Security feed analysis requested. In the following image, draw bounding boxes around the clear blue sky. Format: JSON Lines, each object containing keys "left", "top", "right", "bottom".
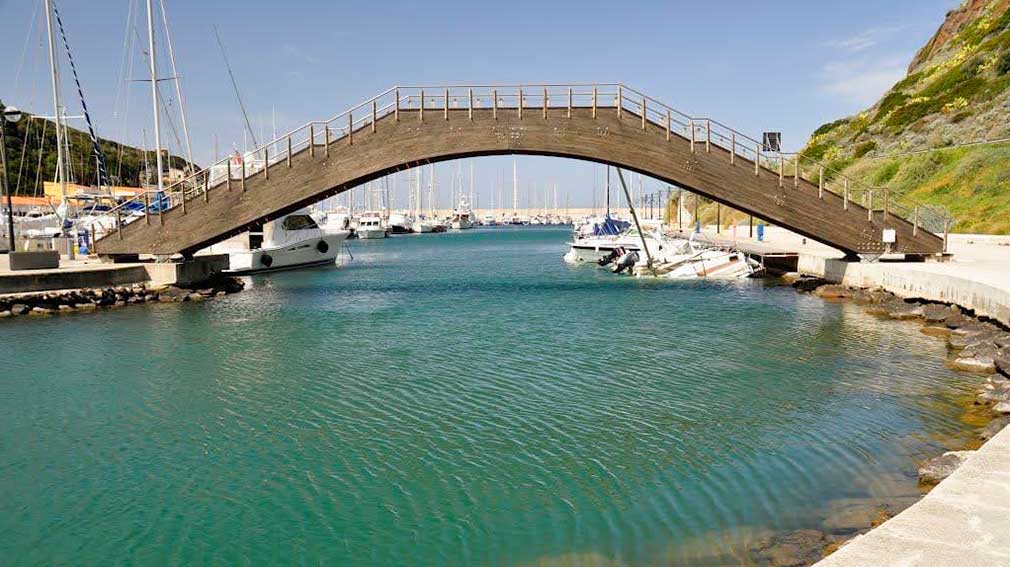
{"left": 1, "top": 0, "right": 956, "bottom": 209}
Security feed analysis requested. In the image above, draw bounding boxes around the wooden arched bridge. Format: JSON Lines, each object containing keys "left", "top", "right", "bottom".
{"left": 95, "top": 83, "right": 949, "bottom": 258}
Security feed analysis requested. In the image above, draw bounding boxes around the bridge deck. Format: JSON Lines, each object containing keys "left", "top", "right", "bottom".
{"left": 97, "top": 98, "right": 944, "bottom": 257}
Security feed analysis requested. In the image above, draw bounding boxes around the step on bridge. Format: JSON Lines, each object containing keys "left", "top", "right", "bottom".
{"left": 95, "top": 83, "right": 950, "bottom": 258}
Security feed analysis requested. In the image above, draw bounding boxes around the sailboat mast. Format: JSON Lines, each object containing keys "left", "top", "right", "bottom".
{"left": 146, "top": 0, "right": 163, "bottom": 194}
{"left": 512, "top": 160, "right": 517, "bottom": 215}
{"left": 157, "top": 0, "right": 194, "bottom": 178}
{"left": 605, "top": 165, "right": 611, "bottom": 217}
{"left": 428, "top": 163, "right": 434, "bottom": 216}
{"left": 43, "top": 0, "right": 66, "bottom": 203}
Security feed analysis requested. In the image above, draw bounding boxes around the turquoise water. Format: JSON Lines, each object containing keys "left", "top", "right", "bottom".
{"left": 1, "top": 228, "right": 977, "bottom": 565}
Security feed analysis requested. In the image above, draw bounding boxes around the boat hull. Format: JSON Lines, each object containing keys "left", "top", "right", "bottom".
{"left": 226, "top": 233, "right": 347, "bottom": 275}
{"left": 356, "top": 227, "right": 388, "bottom": 239}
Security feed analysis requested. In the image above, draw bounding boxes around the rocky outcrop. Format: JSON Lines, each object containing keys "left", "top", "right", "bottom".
{"left": 980, "top": 416, "right": 1010, "bottom": 440}
{"left": 792, "top": 277, "right": 829, "bottom": 292}
{"left": 908, "top": 0, "right": 1010, "bottom": 74}
{"left": 752, "top": 529, "right": 840, "bottom": 567}
{"left": 918, "top": 451, "right": 973, "bottom": 485}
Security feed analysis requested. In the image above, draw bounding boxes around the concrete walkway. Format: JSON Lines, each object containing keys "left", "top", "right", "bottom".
{"left": 814, "top": 425, "right": 1010, "bottom": 566}
{"left": 692, "top": 226, "right": 1010, "bottom": 326}
{"left": 0, "top": 256, "right": 229, "bottom": 294}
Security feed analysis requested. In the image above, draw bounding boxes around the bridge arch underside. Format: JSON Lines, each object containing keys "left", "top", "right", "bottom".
{"left": 99, "top": 107, "right": 943, "bottom": 257}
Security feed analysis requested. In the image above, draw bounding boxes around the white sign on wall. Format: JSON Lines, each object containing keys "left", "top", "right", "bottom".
{"left": 882, "top": 229, "right": 897, "bottom": 243}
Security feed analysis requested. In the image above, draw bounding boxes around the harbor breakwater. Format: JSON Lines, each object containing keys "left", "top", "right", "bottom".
{"left": 0, "top": 277, "right": 245, "bottom": 319}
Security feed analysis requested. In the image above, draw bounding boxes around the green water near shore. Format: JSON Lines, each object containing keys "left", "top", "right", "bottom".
{"left": 0, "top": 228, "right": 977, "bottom": 565}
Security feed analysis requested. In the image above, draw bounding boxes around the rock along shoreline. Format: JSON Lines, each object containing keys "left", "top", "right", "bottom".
{"left": 766, "top": 273, "right": 1010, "bottom": 565}
{"left": 0, "top": 276, "right": 246, "bottom": 319}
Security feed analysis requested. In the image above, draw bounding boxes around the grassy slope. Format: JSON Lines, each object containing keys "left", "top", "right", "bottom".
{"left": 801, "top": 1, "right": 1010, "bottom": 234}
{"left": 1, "top": 110, "right": 194, "bottom": 196}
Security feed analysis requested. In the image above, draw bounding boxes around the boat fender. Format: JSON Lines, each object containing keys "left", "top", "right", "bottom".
{"left": 317, "top": 240, "right": 329, "bottom": 254}
{"left": 261, "top": 254, "right": 273, "bottom": 267}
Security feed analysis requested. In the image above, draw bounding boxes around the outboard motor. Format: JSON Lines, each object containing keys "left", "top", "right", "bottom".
{"left": 613, "top": 250, "right": 640, "bottom": 274}
{"left": 597, "top": 248, "right": 623, "bottom": 267}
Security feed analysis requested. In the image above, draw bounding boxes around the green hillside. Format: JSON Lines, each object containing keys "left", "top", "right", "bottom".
{"left": 802, "top": 0, "right": 1010, "bottom": 234}
{"left": 0, "top": 101, "right": 194, "bottom": 196}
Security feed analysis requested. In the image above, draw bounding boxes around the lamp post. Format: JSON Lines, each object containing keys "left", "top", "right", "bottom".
{"left": 1, "top": 101, "right": 23, "bottom": 253}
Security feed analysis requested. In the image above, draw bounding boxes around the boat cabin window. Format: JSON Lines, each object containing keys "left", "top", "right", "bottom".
{"left": 282, "top": 215, "right": 319, "bottom": 231}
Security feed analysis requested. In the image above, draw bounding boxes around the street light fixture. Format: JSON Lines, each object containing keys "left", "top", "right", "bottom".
{"left": 1, "top": 102, "right": 22, "bottom": 253}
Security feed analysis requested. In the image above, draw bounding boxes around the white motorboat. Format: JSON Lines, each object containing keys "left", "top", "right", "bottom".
{"left": 482, "top": 214, "right": 497, "bottom": 226}
{"left": 450, "top": 196, "right": 474, "bottom": 230}
{"left": 198, "top": 208, "right": 348, "bottom": 274}
{"left": 387, "top": 212, "right": 414, "bottom": 234}
{"left": 317, "top": 211, "right": 351, "bottom": 236}
{"left": 356, "top": 214, "right": 387, "bottom": 239}
{"left": 563, "top": 218, "right": 640, "bottom": 265}
{"left": 649, "top": 248, "right": 760, "bottom": 279}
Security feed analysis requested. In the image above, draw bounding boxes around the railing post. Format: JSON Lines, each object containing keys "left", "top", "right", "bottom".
{"left": 666, "top": 109, "right": 671, "bottom": 141}
{"left": 641, "top": 98, "right": 646, "bottom": 130}
{"left": 591, "top": 86, "right": 597, "bottom": 118}
{"left": 689, "top": 119, "right": 696, "bottom": 153}
{"left": 203, "top": 172, "right": 209, "bottom": 203}
{"left": 90, "top": 224, "right": 97, "bottom": 254}
{"left": 778, "top": 154, "right": 783, "bottom": 187}
{"left": 567, "top": 87, "right": 572, "bottom": 119}
{"left": 883, "top": 187, "right": 889, "bottom": 218}
{"left": 730, "top": 132, "right": 735, "bottom": 164}
{"left": 843, "top": 179, "right": 849, "bottom": 210}
{"left": 419, "top": 89, "right": 425, "bottom": 122}
{"left": 943, "top": 218, "right": 950, "bottom": 253}
{"left": 913, "top": 206, "right": 919, "bottom": 236}
{"left": 518, "top": 87, "right": 523, "bottom": 120}
{"left": 372, "top": 100, "right": 377, "bottom": 133}
{"left": 818, "top": 166, "right": 824, "bottom": 198}
{"left": 263, "top": 147, "right": 269, "bottom": 180}
{"left": 444, "top": 88, "right": 449, "bottom": 120}
{"left": 794, "top": 155, "right": 799, "bottom": 187}
{"left": 492, "top": 88, "right": 497, "bottom": 120}
{"left": 705, "top": 119, "right": 711, "bottom": 152}
{"left": 617, "top": 86, "right": 622, "bottom": 118}
{"left": 144, "top": 193, "right": 150, "bottom": 225}
{"left": 755, "top": 142, "right": 760, "bottom": 176}
{"left": 345, "top": 114, "right": 351, "bottom": 147}
{"left": 286, "top": 135, "right": 292, "bottom": 168}
{"left": 116, "top": 208, "right": 123, "bottom": 239}
{"left": 240, "top": 160, "right": 246, "bottom": 192}
{"left": 394, "top": 88, "right": 400, "bottom": 122}
{"left": 868, "top": 190, "right": 874, "bottom": 221}
{"left": 309, "top": 124, "right": 315, "bottom": 158}
{"left": 468, "top": 88, "right": 473, "bottom": 121}
{"left": 227, "top": 160, "right": 232, "bottom": 190}
{"left": 541, "top": 87, "right": 547, "bottom": 119}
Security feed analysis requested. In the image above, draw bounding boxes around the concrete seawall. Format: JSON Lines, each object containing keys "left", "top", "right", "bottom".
{"left": 798, "top": 255, "right": 1010, "bottom": 326}
{"left": 0, "top": 255, "right": 230, "bottom": 295}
